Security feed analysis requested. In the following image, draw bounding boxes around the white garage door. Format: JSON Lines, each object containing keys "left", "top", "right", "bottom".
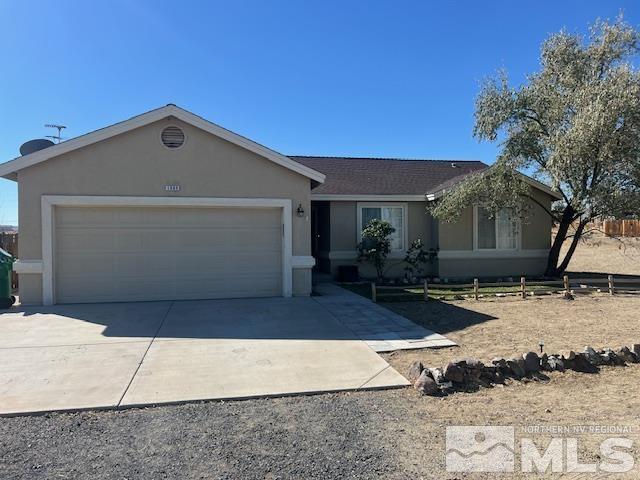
{"left": 54, "top": 206, "right": 283, "bottom": 303}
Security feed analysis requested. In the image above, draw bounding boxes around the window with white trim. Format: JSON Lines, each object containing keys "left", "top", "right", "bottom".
{"left": 476, "top": 207, "right": 519, "bottom": 250}
{"left": 358, "top": 204, "right": 406, "bottom": 251}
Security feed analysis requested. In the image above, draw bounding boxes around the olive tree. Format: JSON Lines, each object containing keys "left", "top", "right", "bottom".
{"left": 430, "top": 17, "right": 640, "bottom": 276}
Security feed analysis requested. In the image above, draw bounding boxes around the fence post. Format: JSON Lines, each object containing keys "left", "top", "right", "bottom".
{"left": 423, "top": 279, "right": 429, "bottom": 302}
{"left": 608, "top": 275, "right": 614, "bottom": 295}
{"left": 371, "top": 282, "right": 377, "bottom": 303}
{"left": 563, "top": 275, "right": 569, "bottom": 293}
{"left": 474, "top": 278, "right": 479, "bottom": 301}
{"left": 521, "top": 277, "right": 526, "bottom": 299}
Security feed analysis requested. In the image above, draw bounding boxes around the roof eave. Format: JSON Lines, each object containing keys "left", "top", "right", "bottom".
{"left": 311, "top": 194, "right": 429, "bottom": 201}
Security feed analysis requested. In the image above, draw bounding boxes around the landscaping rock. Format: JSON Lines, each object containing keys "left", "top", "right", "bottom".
{"left": 522, "top": 351, "right": 540, "bottom": 373}
{"left": 480, "top": 365, "right": 500, "bottom": 383}
{"left": 583, "top": 346, "right": 604, "bottom": 366}
{"left": 437, "top": 381, "right": 453, "bottom": 392}
{"left": 602, "top": 348, "right": 626, "bottom": 366}
{"left": 429, "top": 367, "right": 446, "bottom": 385}
{"left": 491, "top": 357, "right": 507, "bottom": 367}
{"left": 414, "top": 370, "right": 438, "bottom": 395}
{"left": 571, "top": 353, "right": 599, "bottom": 373}
{"left": 618, "top": 346, "right": 639, "bottom": 364}
{"left": 546, "top": 356, "right": 565, "bottom": 372}
{"left": 407, "top": 341, "right": 635, "bottom": 400}
{"left": 463, "top": 370, "right": 482, "bottom": 385}
{"left": 493, "top": 370, "right": 507, "bottom": 383}
{"left": 506, "top": 358, "right": 526, "bottom": 379}
{"left": 462, "top": 358, "right": 484, "bottom": 383}
{"left": 443, "top": 362, "right": 465, "bottom": 383}
{"left": 539, "top": 353, "right": 550, "bottom": 371}
{"left": 560, "top": 351, "right": 576, "bottom": 369}
{"left": 491, "top": 358, "right": 512, "bottom": 378}
{"left": 407, "top": 361, "right": 424, "bottom": 384}
{"left": 464, "top": 358, "right": 485, "bottom": 370}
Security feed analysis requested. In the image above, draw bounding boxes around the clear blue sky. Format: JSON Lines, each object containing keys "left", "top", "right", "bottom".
{"left": 0, "top": 1, "right": 638, "bottom": 226}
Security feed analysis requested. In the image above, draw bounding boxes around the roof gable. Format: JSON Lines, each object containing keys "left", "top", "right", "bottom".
{"left": 0, "top": 105, "right": 325, "bottom": 183}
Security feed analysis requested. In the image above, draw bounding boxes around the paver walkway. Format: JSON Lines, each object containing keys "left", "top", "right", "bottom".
{"left": 313, "top": 283, "right": 456, "bottom": 352}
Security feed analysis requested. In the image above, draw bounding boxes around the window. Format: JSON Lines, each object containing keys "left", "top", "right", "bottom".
{"left": 475, "top": 207, "right": 519, "bottom": 250}
{"left": 358, "top": 204, "right": 406, "bottom": 251}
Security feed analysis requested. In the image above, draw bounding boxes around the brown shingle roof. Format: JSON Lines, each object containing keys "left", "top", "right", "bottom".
{"left": 291, "top": 156, "right": 488, "bottom": 196}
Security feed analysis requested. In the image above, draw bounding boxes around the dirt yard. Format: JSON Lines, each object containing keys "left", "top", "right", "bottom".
{"left": 383, "top": 294, "right": 640, "bottom": 374}
{"left": 562, "top": 232, "right": 640, "bottom": 276}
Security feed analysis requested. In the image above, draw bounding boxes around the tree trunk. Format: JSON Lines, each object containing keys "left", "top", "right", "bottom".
{"left": 556, "top": 221, "right": 587, "bottom": 274}
{"left": 544, "top": 206, "right": 575, "bottom": 277}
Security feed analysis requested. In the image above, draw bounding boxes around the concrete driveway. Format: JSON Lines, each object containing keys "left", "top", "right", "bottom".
{"left": 0, "top": 296, "right": 408, "bottom": 415}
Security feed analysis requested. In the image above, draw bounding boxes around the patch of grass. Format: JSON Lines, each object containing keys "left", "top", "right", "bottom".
{"left": 340, "top": 282, "right": 558, "bottom": 301}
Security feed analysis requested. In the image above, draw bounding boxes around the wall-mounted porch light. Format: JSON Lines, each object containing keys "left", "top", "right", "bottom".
{"left": 296, "top": 203, "right": 305, "bottom": 217}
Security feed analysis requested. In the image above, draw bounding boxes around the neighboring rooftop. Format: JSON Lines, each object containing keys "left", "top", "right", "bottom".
{"left": 291, "top": 156, "right": 488, "bottom": 196}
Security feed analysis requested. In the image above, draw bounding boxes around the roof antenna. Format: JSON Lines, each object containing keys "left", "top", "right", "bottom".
{"left": 45, "top": 124, "right": 66, "bottom": 144}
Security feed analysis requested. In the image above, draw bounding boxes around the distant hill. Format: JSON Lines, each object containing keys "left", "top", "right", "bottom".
{"left": 0, "top": 225, "right": 17, "bottom": 233}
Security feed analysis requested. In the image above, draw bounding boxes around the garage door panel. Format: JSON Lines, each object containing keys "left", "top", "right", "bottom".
{"left": 55, "top": 206, "right": 283, "bottom": 303}
{"left": 179, "top": 228, "right": 280, "bottom": 250}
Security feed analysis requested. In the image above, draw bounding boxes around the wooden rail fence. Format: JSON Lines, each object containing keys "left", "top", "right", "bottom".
{"left": 603, "top": 219, "right": 640, "bottom": 237}
{"left": 370, "top": 274, "right": 640, "bottom": 302}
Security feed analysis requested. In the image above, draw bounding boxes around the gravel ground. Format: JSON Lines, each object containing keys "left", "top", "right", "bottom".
{"left": 0, "top": 391, "right": 406, "bottom": 480}
{"left": 2, "top": 365, "right": 640, "bottom": 479}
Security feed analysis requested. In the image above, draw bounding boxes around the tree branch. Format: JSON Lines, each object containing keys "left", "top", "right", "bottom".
{"left": 522, "top": 108, "right": 550, "bottom": 136}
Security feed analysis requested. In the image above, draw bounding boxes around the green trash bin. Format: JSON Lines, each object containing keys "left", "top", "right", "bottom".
{"left": 0, "top": 248, "right": 16, "bottom": 308}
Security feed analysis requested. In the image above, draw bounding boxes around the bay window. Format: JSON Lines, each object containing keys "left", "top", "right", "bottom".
{"left": 358, "top": 204, "right": 406, "bottom": 251}
{"left": 475, "top": 206, "right": 519, "bottom": 250}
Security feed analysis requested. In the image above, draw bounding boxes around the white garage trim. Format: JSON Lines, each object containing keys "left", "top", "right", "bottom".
{"left": 13, "top": 259, "right": 44, "bottom": 274}
{"left": 291, "top": 255, "right": 316, "bottom": 269}
{"left": 41, "top": 195, "right": 293, "bottom": 305}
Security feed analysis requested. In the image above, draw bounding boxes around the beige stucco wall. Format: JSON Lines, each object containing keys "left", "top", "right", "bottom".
{"left": 320, "top": 190, "right": 554, "bottom": 281}
{"left": 520, "top": 188, "right": 554, "bottom": 250}
{"left": 328, "top": 201, "right": 357, "bottom": 250}
{"left": 438, "top": 206, "right": 474, "bottom": 250}
{"left": 322, "top": 201, "right": 436, "bottom": 279}
{"left": 437, "top": 189, "right": 554, "bottom": 279}
{"left": 438, "top": 257, "right": 547, "bottom": 278}
{"left": 17, "top": 117, "right": 313, "bottom": 304}
{"left": 438, "top": 190, "right": 553, "bottom": 253}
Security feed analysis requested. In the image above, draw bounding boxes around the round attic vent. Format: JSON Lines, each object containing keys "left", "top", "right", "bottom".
{"left": 161, "top": 126, "right": 185, "bottom": 149}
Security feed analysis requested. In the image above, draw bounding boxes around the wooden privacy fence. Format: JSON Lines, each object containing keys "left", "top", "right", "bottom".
{"left": 371, "top": 274, "right": 640, "bottom": 302}
{"left": 0, "top": 232, "right": 18, "bottom": 290}
{"left": 603, "top": 219, "right": 640, "bottom": 237}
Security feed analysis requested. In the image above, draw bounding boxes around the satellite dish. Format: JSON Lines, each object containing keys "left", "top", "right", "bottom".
{"left": 20, "top": 139, "right": 55, "bottom": 156}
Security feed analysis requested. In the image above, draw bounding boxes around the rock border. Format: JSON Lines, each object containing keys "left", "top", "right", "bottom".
{"left": 409, "top": 344, "right": 640, "bottom": 395}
